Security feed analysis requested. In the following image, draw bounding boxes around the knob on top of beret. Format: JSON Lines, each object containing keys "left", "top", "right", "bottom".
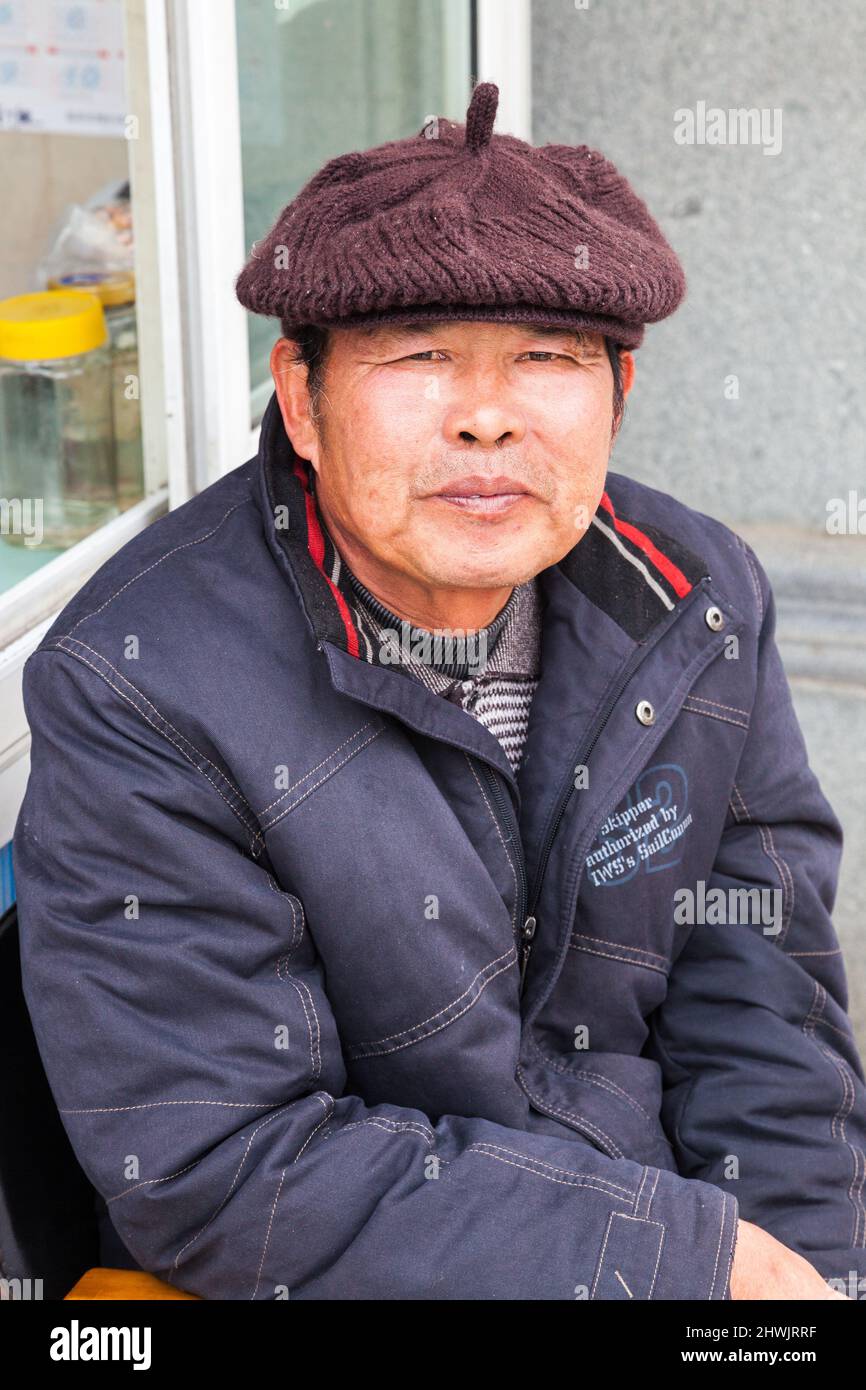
{"left": 464, "top": 81, "right": 499, "bottom": 152}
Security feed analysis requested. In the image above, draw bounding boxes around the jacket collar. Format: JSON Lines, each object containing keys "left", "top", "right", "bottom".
{"left": 255, "top": 388, "right": 711, "bottom": 662}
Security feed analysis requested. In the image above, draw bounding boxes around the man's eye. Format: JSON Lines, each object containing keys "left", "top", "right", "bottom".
{"left": 403, "top": 350, "right": 447, "bottom": 361}
{"left": 521, "top": 351, "right": 573, "bottom": 362}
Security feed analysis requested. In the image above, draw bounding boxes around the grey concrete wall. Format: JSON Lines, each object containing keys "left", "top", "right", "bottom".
{"left": 531, "top": 0, "right": 866, "bottom": 1046}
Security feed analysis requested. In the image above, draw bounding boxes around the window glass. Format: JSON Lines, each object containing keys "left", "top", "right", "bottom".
{"left": 0, "top": 0, "right": 147, "bottom": 597}
{"left": 235, "top": 0, "right": 473, "bottom": 424}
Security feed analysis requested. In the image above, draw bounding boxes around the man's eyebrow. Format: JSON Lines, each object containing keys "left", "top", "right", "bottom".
{"left": 353, "top": 321, "right": 449, "bottom": 342}
{"left": 353, "top": 321, "right": 602, "bottom": 349}
{"left": 515, "top": 324, "right": 603, "bottom": 350}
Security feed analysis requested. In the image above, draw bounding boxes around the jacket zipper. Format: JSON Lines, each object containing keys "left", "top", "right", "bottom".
{"left": 479, "top": 650, "right": 639, "bottom": 998}
{"left": 484, "top": 579, "right": 710, "bottom": 997}
{"left": 480, "top": 763, "right": 535, "bottom": 984}
{"left": 524, "top": 642, "right": 651, "bottom": 935}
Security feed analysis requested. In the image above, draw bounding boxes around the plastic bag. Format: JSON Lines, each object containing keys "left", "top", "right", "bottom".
{"left": 35, "top": 178, "right": 133, "bottom": 287}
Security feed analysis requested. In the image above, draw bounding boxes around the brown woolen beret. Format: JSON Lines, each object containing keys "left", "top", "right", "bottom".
{"left": 234, "top": 81, "right": 685, "bottom": 351}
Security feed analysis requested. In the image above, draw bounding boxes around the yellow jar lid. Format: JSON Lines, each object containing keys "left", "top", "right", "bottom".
{"left": 0, "top": 289, "right": 109, "bottom": 362}
{"left": 46, "top": 271, "right": 136, "bottom": 308}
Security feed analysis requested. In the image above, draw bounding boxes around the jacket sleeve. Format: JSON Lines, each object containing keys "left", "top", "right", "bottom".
{"left": 13, "top": 643, "right": 739, "bottom": 1301}
{"left": 647, "top": 541, "right": 866, "bottom": 1288}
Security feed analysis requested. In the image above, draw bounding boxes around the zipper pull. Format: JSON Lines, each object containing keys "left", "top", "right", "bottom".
{"left": 519, "top": 914, "right": 537, "bottom": 987}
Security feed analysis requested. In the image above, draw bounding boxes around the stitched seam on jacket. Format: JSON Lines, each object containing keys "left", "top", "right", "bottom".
{"left": 813, "top": 1013, "right": 858, "bottom": 1039}
{"left": 335, "top": 1115, "right": 437, "bottom": 1145}
{"left": 718, "top": 1193, "right": 737, "bottom": 1299}
{"left": 106, "top": 1161, "right": 205, "bottom": 1207}
{"left": 171, "top": 1100, "right": 297, "bottom": 1273}
{"left": 253, "top": 1166, "right": 287, "bottom": 1299}
{"left": 65, "top": 497, "right": 252, "bottom": 635}
{"left": 259, "top": 725, "right": 387, "bottom": 833}
{"left": 276, "top": 957, "right": 322, "bottom": 1081}
{"left": 568, "top": 938, "right": 669, "bottom": 976}
{"left": 708, "top": 1192, "right": 732, "bottom": 1300}
{"left": 268, "top": 879, "right": 305, "bottom": 957}
{"left": 106, "top": 1159, "right": 203, "bottom": 1203}
{"left": 571, "top": 930, "right": 669, "bottom": 964}
{"left": 249, "top": 1095, "right": 336, "bottom": 1299}
{"left": 591, "top": 1212, "right": 665, "bottom": 1299}
{"left": 292, "top": 1093, "right": 336, "bottom": 1162}
{"left": 788, "top": 949, "right": 843, "bottom": 959}
{"left": 268, "top": 880, "right": 321, "bottom": 1083}
{"left": 45, "top": 638, "right": 265, "bottom": 855}
{"left": 61, "top": 1100, "right": 282, "bottom": 1113}
{"left": 516, "top": 1063, "right": 625, "bottom": 1158}
{"left": 634, "top": 1164, "right": 659, "bottom": 1220}
{"left": 803, "top": 981, "right": 866, "bottom": 1246}
{"left": 52, "top": 637, "right": 253, "bottom": 819}
{"left": 525, "top": 1030, "right": 657, "bottom": 1126}
{"left": 345, "top": 946, "right": 517, "bottom": 1059}
{"left": 466, "top": 1142, "right": 636, "bottom": 1200}
{"left": 464, "top": 753, "right": 519, "bottom": 939}
{"left": 683, "top": 694, "right": 750, "bottom": 720}
{"left": 729, "top": 780, "right": 795, "bottom": 945}
{"left": 735, "top": 533, "right": 765, "bottom": 625}
{"left": 258, "top": 720, "right": 381, "bottom": 817}
{"left": 681, "top": 700, "right": 749, "bottom": 731}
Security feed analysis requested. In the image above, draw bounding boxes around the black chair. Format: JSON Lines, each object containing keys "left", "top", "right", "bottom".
{"left": 0, "top": 902, "right": 141, "bottom": 1299}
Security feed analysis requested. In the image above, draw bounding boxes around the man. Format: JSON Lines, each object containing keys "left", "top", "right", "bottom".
{"left": 13, "top": 83, "right": 865, "bottom": 1300}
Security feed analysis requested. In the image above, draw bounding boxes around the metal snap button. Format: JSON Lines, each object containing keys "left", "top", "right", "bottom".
{"left": 705, "top": 605, "right": 725, "bottom": 631}
{"left": 635, "top": 698, "right": 656, "bottom": 726}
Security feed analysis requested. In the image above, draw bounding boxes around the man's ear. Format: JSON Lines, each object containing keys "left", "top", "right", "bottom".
{"left": 620, "top": 350, "right": 636, "bottom": 398}
{"left": 270, "top": 338, "right": 322, "bottom": 465}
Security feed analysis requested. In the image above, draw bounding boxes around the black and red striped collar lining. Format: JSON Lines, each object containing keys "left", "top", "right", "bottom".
{"left": 566, "top": 488, "right": 709, "bottom": 639}
{"left": 257, "top": 390, "right": 709, "bottom": 656}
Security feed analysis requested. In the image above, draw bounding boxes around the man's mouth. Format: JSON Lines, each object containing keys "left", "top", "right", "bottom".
{"left": 430, "top": 475, "right": 532, "bottom": 516}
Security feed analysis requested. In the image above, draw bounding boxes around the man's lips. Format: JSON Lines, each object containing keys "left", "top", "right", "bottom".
{"left": 432, "top": 474, "right": 531, "bottom": 499}
{"left": 428, "top": 475, "right": 533, "bottom": 516}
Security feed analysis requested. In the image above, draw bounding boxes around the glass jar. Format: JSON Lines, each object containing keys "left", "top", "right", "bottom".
{"left": 48, "top": 272, "right": 144, "bottom": 510}
{"left": 0, "top": 289, "right": 117, "bottom": 549}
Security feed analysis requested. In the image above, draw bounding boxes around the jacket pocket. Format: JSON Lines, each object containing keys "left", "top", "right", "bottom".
{"left": 518, "top": 1042, "right": 680, "bottom": 1170}
{"left": 591, "top": 1212, "right": 665, "bottom": 1300}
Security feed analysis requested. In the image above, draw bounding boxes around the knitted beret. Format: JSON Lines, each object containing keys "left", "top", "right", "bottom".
{"left": 234, "top": 81, "right": 685, "bottom": 351}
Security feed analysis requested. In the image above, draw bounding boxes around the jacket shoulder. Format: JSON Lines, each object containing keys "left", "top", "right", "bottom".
{"left": 34, "top": 459, "right": 262, "bottom": 653}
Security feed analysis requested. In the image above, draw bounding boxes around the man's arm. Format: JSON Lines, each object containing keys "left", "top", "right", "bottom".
{"left": 13, "top": 643, "right": 738, "bottom": 1300}
{"left": 647, "top": 541, "right": 866, "bottom": 1288}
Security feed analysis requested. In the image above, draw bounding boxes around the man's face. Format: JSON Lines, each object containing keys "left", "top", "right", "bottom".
{"left": 272, "top": 320, "right": 634, "bottom": 597}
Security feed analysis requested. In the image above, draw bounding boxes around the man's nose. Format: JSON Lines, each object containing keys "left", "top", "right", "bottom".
{"left": 441, "top": 374, "right": 527, "bottom": 448}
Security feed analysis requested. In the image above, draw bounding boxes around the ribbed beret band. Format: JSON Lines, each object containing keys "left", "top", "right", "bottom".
{"left": 234, "top": 81, "right": 686, "bottom": 351}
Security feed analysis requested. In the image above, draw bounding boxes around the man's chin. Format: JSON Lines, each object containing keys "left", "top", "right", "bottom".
{"left": 417, "top": 549, "right": 546, "bottom": 592}
{"left": 407, "top": 516, "right": 561, "bottom": 590}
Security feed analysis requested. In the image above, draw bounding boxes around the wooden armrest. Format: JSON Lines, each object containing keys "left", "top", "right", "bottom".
{"left": 65, "top": 1268, "right": 202, "bottom": 1300}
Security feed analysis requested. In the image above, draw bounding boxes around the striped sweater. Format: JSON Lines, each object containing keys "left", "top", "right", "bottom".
{"left": 346, "top": 570, "right": 542, "bottom": 774}
{"left": 324, "top": 545, "right": 542, "bottom": 774}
